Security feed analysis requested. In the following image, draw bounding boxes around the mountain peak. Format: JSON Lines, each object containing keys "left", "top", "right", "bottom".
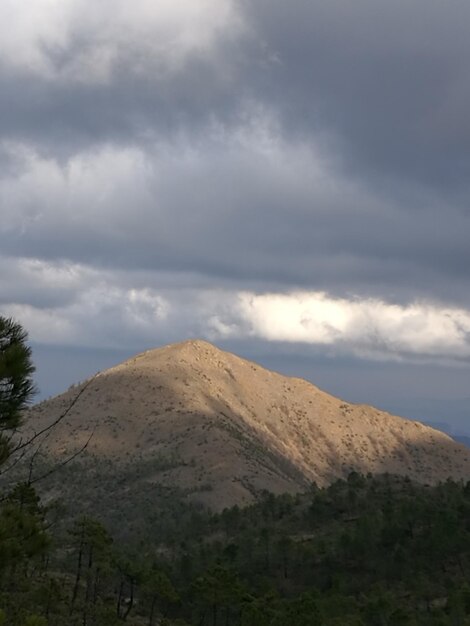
{"left": 161, "top": 338, "right": 218, "bottom": 352}
{"left": 26, "top": 341, "right": 470, "bottom": 510}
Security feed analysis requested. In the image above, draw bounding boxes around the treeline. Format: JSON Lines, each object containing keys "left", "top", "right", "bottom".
{"left": 2, "top": 472, "right": 470, "bottom": 625}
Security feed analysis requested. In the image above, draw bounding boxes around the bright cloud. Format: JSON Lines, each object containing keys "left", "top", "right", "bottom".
{"left": 238, "top": 292, "right": 470, "bottom": 359}
{"left": 0, "top": 0, "right": 243, "bottom": 81}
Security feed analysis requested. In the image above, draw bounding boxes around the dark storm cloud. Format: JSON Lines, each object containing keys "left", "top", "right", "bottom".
{"left": 0, "top": 56, "right": 245, "bottom": 157}
{"left": 0, "top": 1, "right": 250, "bottom": 156}
{"left": 3, "top": 0, "right": 468, "bottom": 192}
{"left": 0, "top": 257, "right": 84, "bottom": 308}
{"left": 243, "top": 0, "right": 470, "bottom": 190}
{"left": 1, "top": 0, "right": 470, "bottom": 361}
{"left": 1, "top": 135, "right": 470, "bottom": 307}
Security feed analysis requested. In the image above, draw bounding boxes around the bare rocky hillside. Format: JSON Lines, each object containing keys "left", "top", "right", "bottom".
{"left": 24, "top": 340, "right": 470, "bottom": 510}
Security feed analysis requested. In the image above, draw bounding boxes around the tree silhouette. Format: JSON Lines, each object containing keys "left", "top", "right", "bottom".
{"left": 0, "top": 317, "right": 35, "bottom": 465}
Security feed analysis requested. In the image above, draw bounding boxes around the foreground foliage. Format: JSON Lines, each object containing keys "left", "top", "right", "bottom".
{"left": 1, "top": 473, "right": 470, "bottom": 625}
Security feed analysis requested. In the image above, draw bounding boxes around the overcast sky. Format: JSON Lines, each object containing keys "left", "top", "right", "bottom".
{"left": 2, "top": 1, "right": 470, "bottom": 433}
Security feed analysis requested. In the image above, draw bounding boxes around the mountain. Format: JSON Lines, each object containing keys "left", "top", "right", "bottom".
{"left": 23, "top": 340, "right": 470, "bottom": 513}
{"left": 419, "top": 420, "right": 470, "bottom": 450}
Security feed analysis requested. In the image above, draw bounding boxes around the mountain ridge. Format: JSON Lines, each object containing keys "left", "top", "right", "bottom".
{"left": 23, "top": 339, "right": 470, "bottom": 510}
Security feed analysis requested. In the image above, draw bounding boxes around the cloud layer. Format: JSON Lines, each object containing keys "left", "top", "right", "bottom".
{"left": 3, "top": 256, "right": 470, "bottom": 365}
{"left": 1, "top": 1, "right": 470, "bottom": 371}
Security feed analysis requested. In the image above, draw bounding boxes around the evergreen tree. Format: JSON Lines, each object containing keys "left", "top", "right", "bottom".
{"left": 0, "top": 317, "right": 35, "bottom": 467}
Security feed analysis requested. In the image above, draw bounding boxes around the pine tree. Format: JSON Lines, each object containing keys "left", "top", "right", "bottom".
{"left": 0, "top": 317, "right": 35, "bottom": 466}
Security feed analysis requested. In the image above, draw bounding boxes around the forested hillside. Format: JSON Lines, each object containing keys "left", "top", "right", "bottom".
{"left": 2, "top": 473, "right": 470, "bottom": 625}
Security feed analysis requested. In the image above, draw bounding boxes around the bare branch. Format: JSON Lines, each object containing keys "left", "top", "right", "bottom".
{"left": 0, "top": 376, "right": 97, "bottom": 494}
{"left": 27, "top": 430, "right": 95, "bottom": 487}
{"left": 0, "top": 446, "right": 29, "bottom": 478}
{"left": 12, "top": 376, "right": 96, "bottom": 455}
{"left": 27, "top": 434, "right": 46, "bottom": 485}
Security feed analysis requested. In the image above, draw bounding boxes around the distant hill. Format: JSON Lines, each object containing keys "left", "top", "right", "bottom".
{"left": 20, "top": 340, "right": 470, "bottom": 517}
{"left": 454, "top": 434, "right": 470, "bottom": 448}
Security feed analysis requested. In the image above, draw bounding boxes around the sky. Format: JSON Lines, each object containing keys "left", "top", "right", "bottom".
{"left": 1, "top": 1, "right": 470, "bottom": 434}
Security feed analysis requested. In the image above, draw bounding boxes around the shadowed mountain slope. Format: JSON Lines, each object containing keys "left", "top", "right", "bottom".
{"left": 25, "top": 340, "right": 470, "bottom": 510}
